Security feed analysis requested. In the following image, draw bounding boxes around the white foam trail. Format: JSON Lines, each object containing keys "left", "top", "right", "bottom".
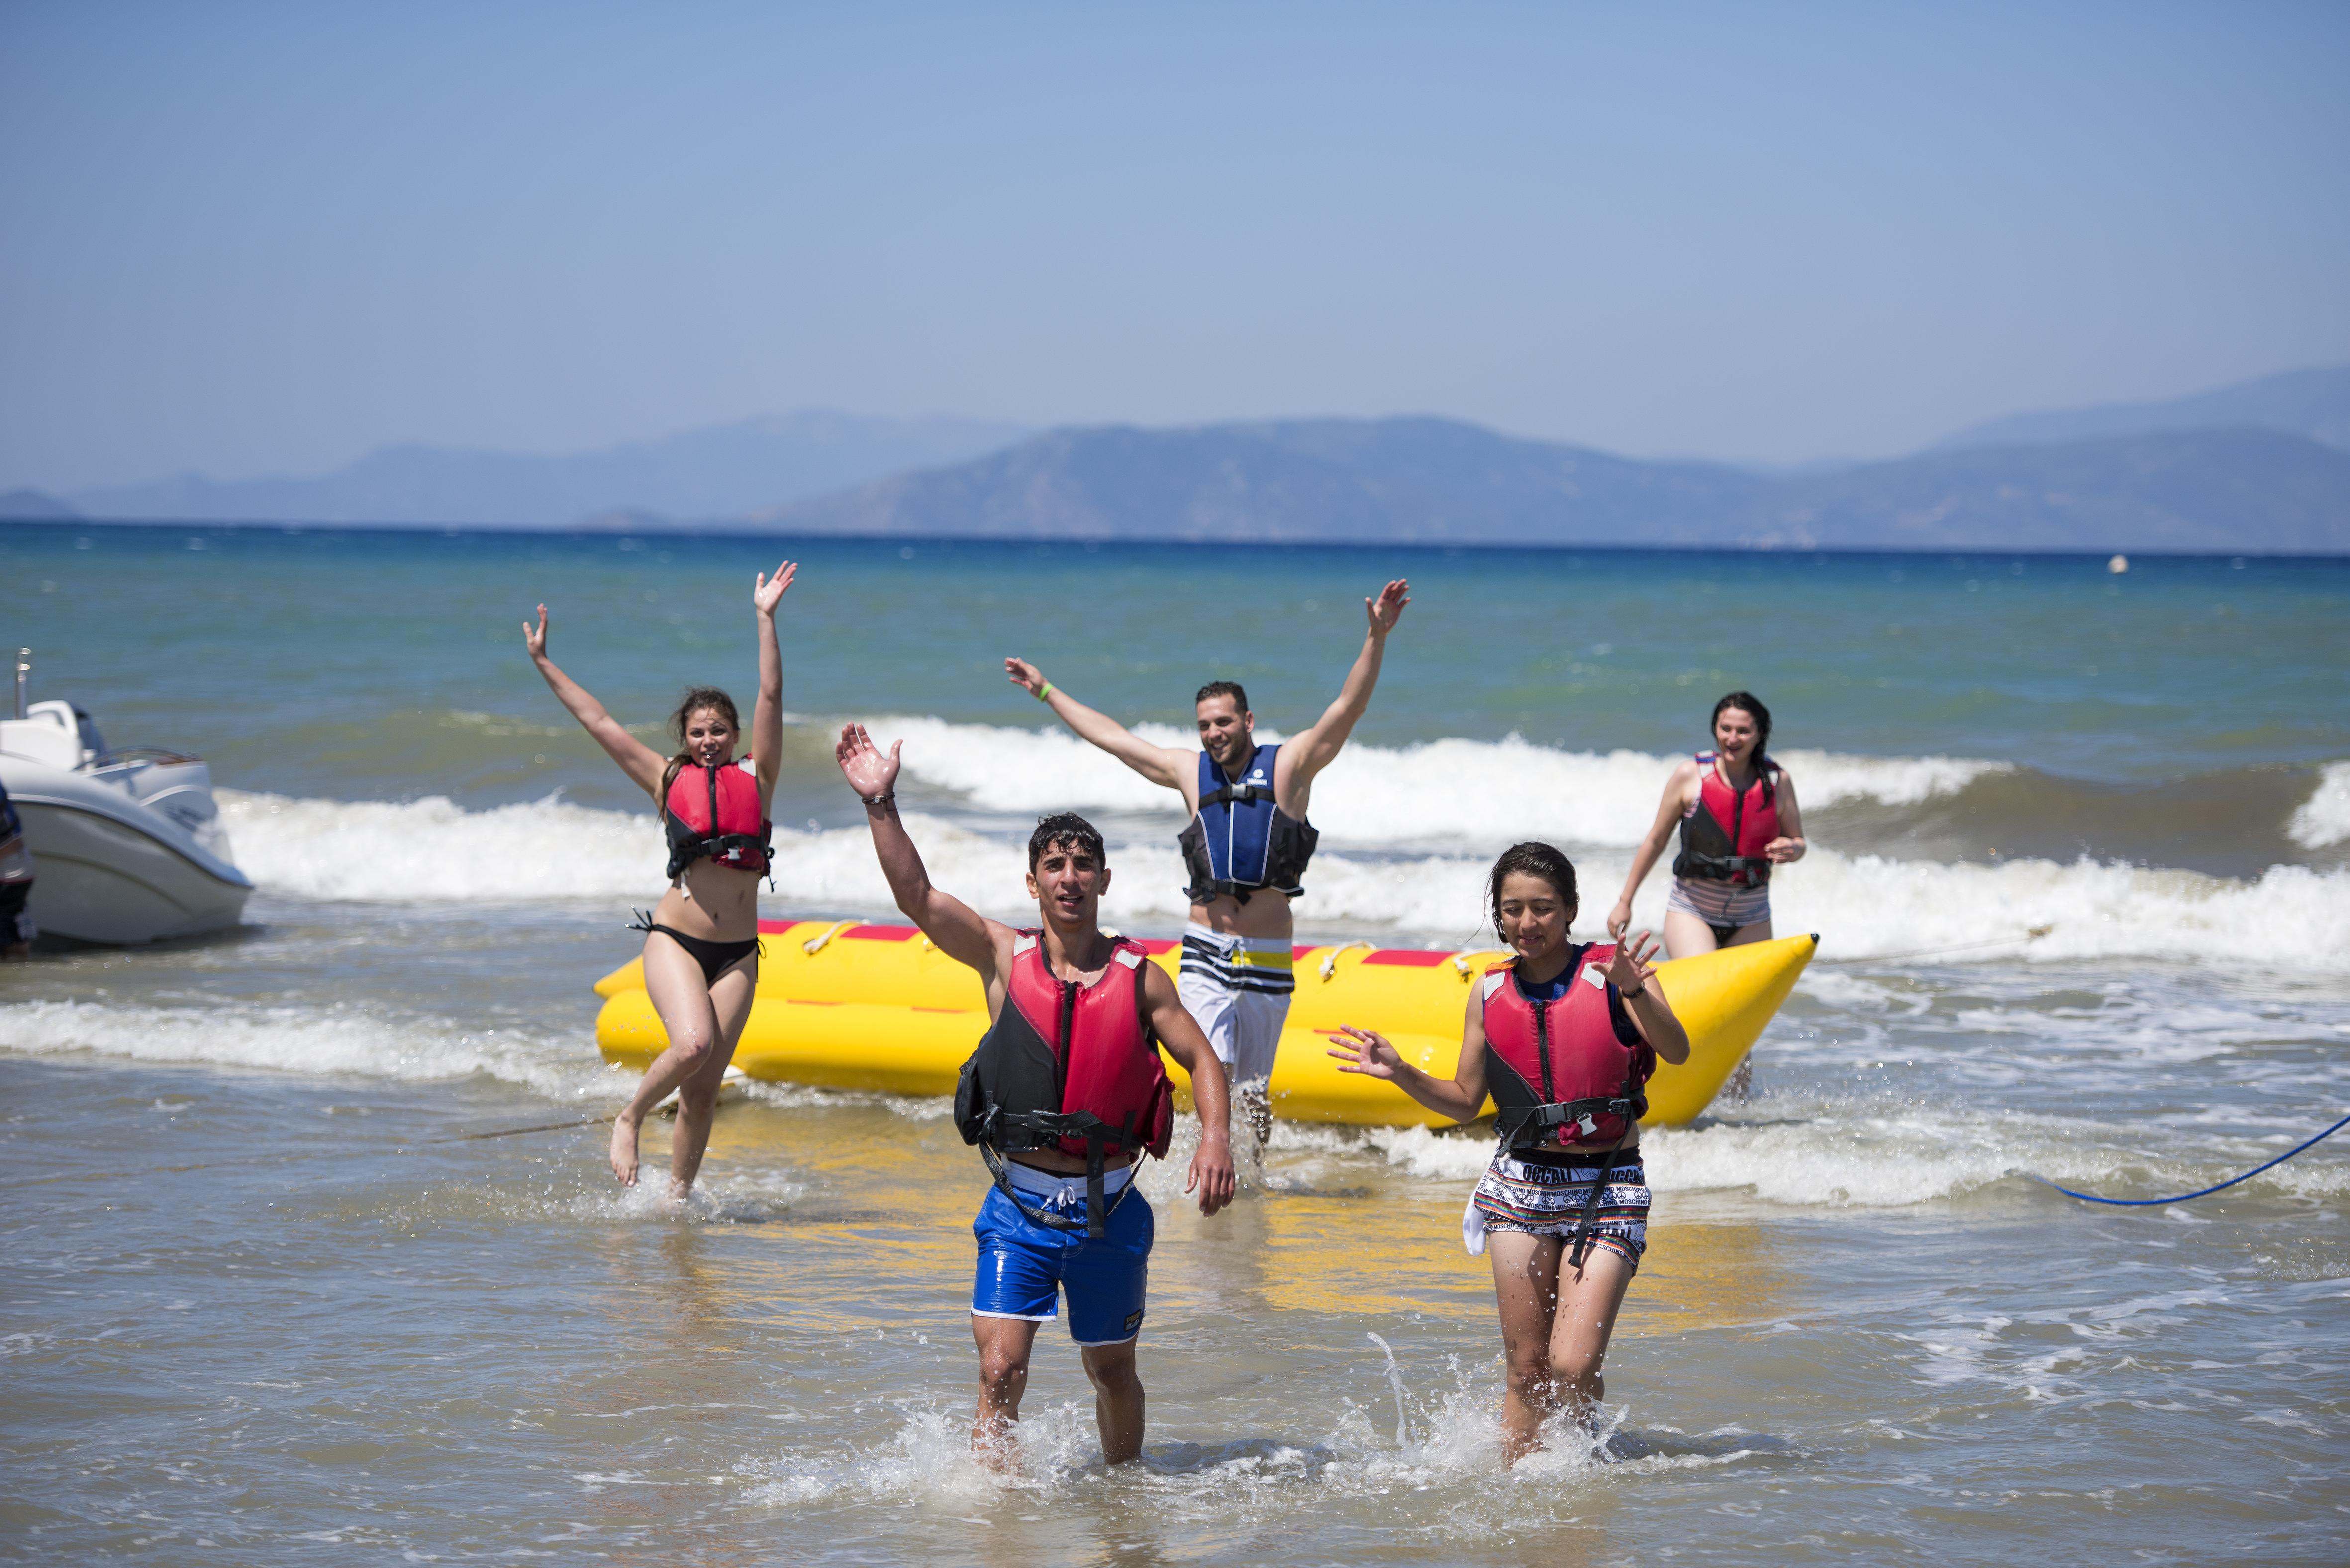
{"left": 863, "top": 715, "right": 2004, "bottom": 848}
{"left": 2288, "top": 761, "right": 2350, "bottom": 849}
{"left": 0, "top": 997, "right": 603, "bottom": 1098}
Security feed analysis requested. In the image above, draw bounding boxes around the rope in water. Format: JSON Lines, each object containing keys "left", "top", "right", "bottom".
{"left": 2031, "top": 1110, "right": 2350, "bottom": 1206}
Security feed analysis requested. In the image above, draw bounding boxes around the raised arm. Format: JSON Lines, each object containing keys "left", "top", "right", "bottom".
{"left": 1141, "top": 964, "right": 1236, "bottom": 1215}
{"left": 1003, "top": 658, "right": 1189, "bottom": 793}
{"left": 1278, "top": 578, "right": 1409, "bottom": 788}
{"left": 749, "top": 562, "right": 795, "bottom": 806}
{"left": 835, "top": 723, "right": 1004, "bottom": 980}
{"left": 1764, "top": 772, "right": 1806, "bottom": 864}
{"left": 524, "top": 605, "right": 666, "bottom": 798}
{"left": 1609, "top": 761, "right": 1699, "bottom": 942}
{"left": 1324, "top": 982, "right": 1491, "bottom": 1125}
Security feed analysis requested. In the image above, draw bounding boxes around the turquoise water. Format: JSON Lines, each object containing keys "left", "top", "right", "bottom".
{"left": 3, "top": 523, "right": 2347, "bottom": 1563}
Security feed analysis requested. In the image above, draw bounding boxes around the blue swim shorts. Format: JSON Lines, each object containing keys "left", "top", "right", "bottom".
{"left": 971, "top": 1166, "right": 1154, "bottom": 1346}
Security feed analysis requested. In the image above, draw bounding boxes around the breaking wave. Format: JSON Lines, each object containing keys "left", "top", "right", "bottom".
{"left": 219, "top": 786, "right": 2350, "bottom": 974}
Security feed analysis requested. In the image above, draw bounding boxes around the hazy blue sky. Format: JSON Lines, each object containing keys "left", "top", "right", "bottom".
{"left": 4, "top": 2, "right": 2346, "bottom": 490}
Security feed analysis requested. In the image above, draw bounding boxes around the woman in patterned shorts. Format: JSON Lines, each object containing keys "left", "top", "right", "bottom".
{"left": 1326, "top": 842, "right": 1688, "bottom": 1463}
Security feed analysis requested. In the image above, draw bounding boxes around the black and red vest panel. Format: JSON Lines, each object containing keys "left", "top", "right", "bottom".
{"left": 1481, "top": 943, "right": 1653, "bottom": 1149}
{"left": 954, "top": 932, "right": 1175, "bottom": 1163}
{"left": 1671, "top": 752, "right": 1781, "bottom": 887}
{"left": 663, "top": 761, "right": 773, "bottom": 881}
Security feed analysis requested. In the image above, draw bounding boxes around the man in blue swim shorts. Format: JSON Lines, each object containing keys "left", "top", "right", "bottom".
{"left": 837, "top": 722, "right": 1236, "bottom": 1466}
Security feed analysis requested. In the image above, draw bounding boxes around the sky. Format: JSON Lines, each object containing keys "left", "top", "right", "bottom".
{"left": 2, "top": 1, "right": 2347, "bottom": 491}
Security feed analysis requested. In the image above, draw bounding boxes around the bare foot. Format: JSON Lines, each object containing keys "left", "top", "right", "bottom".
{"left": 970, "top": 1417, "right": 1019, "bottom": 1472}
{"left": 609, "top": 1111, "right": 641, "bottom": 1185}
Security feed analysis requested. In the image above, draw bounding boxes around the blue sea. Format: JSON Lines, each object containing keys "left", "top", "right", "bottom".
{"left": 3, "top": 522, "right": 2347, "bottom": 1564}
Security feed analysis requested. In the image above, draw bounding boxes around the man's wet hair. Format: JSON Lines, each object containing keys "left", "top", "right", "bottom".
{"left": 1027, "top": 811, "right": 1107, "bottom": 871}
{"left": 1195, "top": 680, "right": 1249, "bottom": 713}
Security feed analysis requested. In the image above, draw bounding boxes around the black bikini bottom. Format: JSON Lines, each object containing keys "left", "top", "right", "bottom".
{"left": 631, "top": 913, "right": 761, "bottom": 987}
{"left": 1706, "top": 921, "right": 1740, "bottom": 946}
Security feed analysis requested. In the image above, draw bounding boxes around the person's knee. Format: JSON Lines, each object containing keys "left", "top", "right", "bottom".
{"left": 977, "top": 1345, "right": 1030, "bottom": 1399}
{"left": 1504, "top": 1348, "right": 1555, "bottom": 1400}
{"left": 1548, "top": 1346, "right": 1605, "bottom": 1394}
{"left": 1082, "top": 1348, "right": 1140, "bottom": 1397}
{"left": 666, "top": 1025, "right": 717, "bottom": 1067}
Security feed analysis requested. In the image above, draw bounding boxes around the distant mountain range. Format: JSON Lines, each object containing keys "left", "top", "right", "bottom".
{"left": 1933, "top": 365, "right": 2350, "bottom": 453}
{"left": 7, "top": 366, "right": 2346, "bottom": 552}
{"left": 761, "top": 420, "right": 2350, "bottom": 553}
{"left": 60, "top": 411, "right": 1029, "bottom": 528}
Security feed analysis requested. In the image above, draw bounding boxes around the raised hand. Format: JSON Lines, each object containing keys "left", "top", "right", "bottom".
{"left": 835, "top": 722, "right": 902, "bottom": 801}
{"left": 1365, "top": 578, "right": 1411, "bottom": 637}
{"left": 1003, "top": 656, "right": 1046, "bottom": 696}
{"left": 1325, "top": 1025, "right": 1404, "bottom": 1078}
{"left": 1606, "top": 930, "right": 1664, "bottom": 994}
{"left": 523, "top": 604, "right": 551, "bottom": 660}
{"left": 754, "top": 561, "right": 797, "bottom": 616}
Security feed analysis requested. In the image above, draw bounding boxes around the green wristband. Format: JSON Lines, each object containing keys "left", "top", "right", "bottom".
{"left": 1035, "top": 681, "right": 1055, "bottom": 702}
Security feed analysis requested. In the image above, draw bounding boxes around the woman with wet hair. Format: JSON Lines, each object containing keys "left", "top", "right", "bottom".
{"left": 1608, "top": 691, "right": 1806, "bottom": 958}
{"left": 1607, "top": 692, "right": 1802, "bottom": 1100}
{"left": 525, "top": 561, "right": 795, "bottom": 1199}
{"left": 1326, "top": 841, "right": 1688, "bottom": 1462}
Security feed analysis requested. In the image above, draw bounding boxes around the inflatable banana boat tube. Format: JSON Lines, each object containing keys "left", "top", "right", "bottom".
{"left": 593, "top": 921, "right": 1815, "bottom": 1128}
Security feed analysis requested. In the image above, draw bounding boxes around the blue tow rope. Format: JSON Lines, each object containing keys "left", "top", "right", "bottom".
{"left": 2031, "top": 1110, "right": 2350, "bottom": 1206}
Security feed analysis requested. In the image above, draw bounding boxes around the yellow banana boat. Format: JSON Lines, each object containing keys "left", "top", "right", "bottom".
{"left": 593, "top": 921, "right": 1815, "bottom": 1128}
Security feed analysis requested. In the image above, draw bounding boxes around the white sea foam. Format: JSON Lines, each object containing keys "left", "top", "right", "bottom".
{"left": 0, "top": 996, "right": 600, "bottom": 1098}
{"left": 866, "top": 715, "right": 2005, "bottom": 849}
{"left": 218, "top": 788, "right": 2350, "bottom": 973}
{"left": 2287, "top": 760, "right": 2350, "bottom": 850}
{"left": 740, "top": 1360, "right": 1758, "bottom": 1527}
{"left": 1278, "top": 1106, "right": 2350, "bottom": 1211}
{"left": 221, "top": 790, "right": 668, "bottom": 901}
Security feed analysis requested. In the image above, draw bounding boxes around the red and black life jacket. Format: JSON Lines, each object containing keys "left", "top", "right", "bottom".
{"left": 1481, "top": 943, "right": 1654, "bottom": 1150}
{"left": 1670, "top": 752, "right": 1781, "bottom": 888}
{"left": 663, "top": 761, "right": 772, "bottom": 882}
{"left": 953, "top": 931, "right": 1176, "bottom": 1237}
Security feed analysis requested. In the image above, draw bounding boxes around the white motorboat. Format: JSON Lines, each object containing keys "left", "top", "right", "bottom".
{"left": 0, "top": 649, "right": 252, "bottom": 943}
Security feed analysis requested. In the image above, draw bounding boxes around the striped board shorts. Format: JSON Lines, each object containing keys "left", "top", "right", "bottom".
{"left": 1177, "top": 923, "right": 1295, "bottom": 1085}
{"left": 1463, "top": 1152, "right": 1651, "bottom": 1272}
{"left": 1177, "top": 923, "right": 1296, "bottom": 996}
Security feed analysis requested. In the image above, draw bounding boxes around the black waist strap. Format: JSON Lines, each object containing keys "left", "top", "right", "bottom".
{"left": 979, "top": 1108, "right": 1138, "bottom": 1240}
{"left": 1524, "top": 1095, "right": 1645, "bottom": 1143}
{"left": 1677, "top": 851, "right": 1770, "bottom": 881}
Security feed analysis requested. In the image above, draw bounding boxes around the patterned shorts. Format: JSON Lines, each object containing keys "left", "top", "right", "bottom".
{"left": 1464, "top": 1153, "right": 1651, "bottom": 1272}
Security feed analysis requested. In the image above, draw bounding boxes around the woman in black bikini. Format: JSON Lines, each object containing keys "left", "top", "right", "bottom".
{"left": 525, "top": 561, "right": 795, "bottom": 1198}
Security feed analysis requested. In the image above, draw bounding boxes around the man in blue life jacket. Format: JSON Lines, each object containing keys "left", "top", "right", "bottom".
{"left": 1006, "top": 577, "right": 1409, "bottom": 1151}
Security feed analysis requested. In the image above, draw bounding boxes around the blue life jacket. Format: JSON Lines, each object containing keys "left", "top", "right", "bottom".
{"left": 1177, "top": 744, "right": 1317, "bottom": 905}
